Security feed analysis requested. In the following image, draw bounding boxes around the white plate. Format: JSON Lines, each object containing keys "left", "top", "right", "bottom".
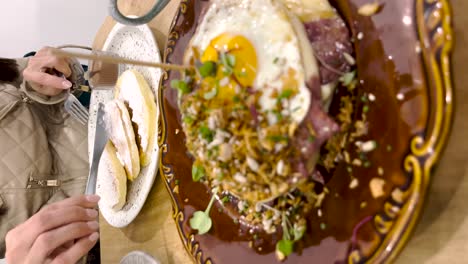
{"left": 88, "top": 21, "right": 162, "bottom": 228}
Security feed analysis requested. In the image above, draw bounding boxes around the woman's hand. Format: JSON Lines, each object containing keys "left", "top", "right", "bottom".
{"left": 23, "top": 47, "right": 73, "bottom": 96}
{"left": 5, "top": 195, "right": 101, "bottom": 264}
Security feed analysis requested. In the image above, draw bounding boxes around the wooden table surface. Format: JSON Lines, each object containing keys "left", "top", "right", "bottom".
{"left": 93, "top": 0, "right": 468, "bottom": 263}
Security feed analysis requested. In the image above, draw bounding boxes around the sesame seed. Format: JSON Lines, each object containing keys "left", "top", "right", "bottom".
{"left": 397, "top": 93, "right": 404, "bottom": 100}
{"left": 368, "top": 93, "right": 376, "bottom": 101}
{"left": 175, "top": 129, "right": 180, "bottom": 135}
{"left": 318, "top": 209, "right": 323, "bottom": 217}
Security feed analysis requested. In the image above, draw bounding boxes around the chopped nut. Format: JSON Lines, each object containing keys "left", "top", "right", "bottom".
{"left": 173, "top": 185, "right": 179, "bottom": 194}
{"left": 378, "top": 167, "right": 384, "bottom": 176}
{"left": 360, "top": 201, "right": 367, "bottom": 208}
{"left": 352, "top": 159, "right": 363, "bottom": 166}
{"left": 349, "top": 178, "right": 359, "bottom": 189}
{"left": 277, "top": 160, "right": 286, "bottom": 176}
{"left": 392, "top": 188, "right": 404, "bottom": 203}
{"left": 358, "top": 2, "right": 381, "bottom": 16}
{"left": 360, "top": 140, "right": 377, "bottom": 152}
{"left": 246, "top": 156, "right": 259, "bottom": 172}
{"left": 370, "top": 178, "right": 386, "bottom": 198}
{"left": 234, "top": 173, "right": 247, "bottom": 184}
{"left": 218, "top": 143, "right": 233, "bottom": 162}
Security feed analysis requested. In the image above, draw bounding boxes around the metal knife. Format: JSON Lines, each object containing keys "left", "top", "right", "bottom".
{"left": 85, "top": 102, "right": 109, "bottom": 195}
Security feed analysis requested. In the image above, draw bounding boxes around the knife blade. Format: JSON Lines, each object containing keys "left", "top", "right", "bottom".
{"left": 85, "top": 102, "right": 109, "bottom": 195}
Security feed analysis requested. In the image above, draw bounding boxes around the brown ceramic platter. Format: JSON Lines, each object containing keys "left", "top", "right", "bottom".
{"left": 158, "top": 0, "right": 454, "bottom": 263}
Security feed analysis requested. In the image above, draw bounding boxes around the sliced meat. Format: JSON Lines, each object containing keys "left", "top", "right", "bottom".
{"left": 291, "top": 77, "right": 339, "bottom": 179}
{"left": 304, "top": 17, "right": 353, "bottom": 84}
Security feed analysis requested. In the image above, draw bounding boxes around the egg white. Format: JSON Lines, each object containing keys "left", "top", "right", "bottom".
{"left": 185, "top": 0, "right": 320, "bottom": 123}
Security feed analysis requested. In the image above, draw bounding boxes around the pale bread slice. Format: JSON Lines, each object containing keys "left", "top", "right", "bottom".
{"left": 99, "top": 141, "right": 127, "bottom": 210}
{"left": 106, "top": 99, "right": 141, "bottom": 181}
{"left": 114, "top": 70, "right": 157, "bottom": 167}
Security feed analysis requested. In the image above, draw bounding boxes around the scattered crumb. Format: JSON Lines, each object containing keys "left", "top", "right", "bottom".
{"left": 358, "top": 2, "right": 381, "bottom": 16}
{"left": 370, "top": 178, "right": 386, "bottom": 198}
{"left": 415, "top": 43, "right": 422, "bottom": 53}
{"left": 184, "top": 198, "right": 189, "bottom": 203}
{"left": 397, "top": 93, "right": 404, "bottom": 101}
{"left": 392, "top": 188, "right": 404, "bottom": 203}
{"left": 378, "top": 167, "right": 384, "bottom": 176}
{"left": 258, "top": 247, "right": 262, "bottom": 252}
{"left": 360, "top": 201, "right": 368, "bottom": 208}
{"left": 352, "top": 159, "right": 362, "bottom": 166}
{"left": 173, "top": 185, "right": 179, "bottom": 194}
{"left": 357, "top": 32, "right": 364, "bottom": 40}
{"left": 349, "top": 178, "right": 359, "bottom": 189}
{"left": 249, "top": 241, "right": 253, "bottom": 248}
{"left": 360, "top": 140, "right": 377, "bottom": 152}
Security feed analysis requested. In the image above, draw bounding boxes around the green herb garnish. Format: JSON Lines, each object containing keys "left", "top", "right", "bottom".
{"left": 273, "top": 57, "right": 279, "bottom": 64}
{"left": 308, "top": 135, "right": 315, "bottom": 143}
{"left": 199, "top": 125, "right": 214, "bottom": 142}
{"left": 183, "top": 116, "right": 195, "bottom": 125}
{"left": 171, "top": 79, "right": 190, "bottom": 94}
{"left": 198, "top": 61, "right": 217, "bottom": 78}
{"left": 192, "top": 164, "right": 205, "bottom": 182}
{"left": 363, "top": 105, "right": 369, "bottom": 113}
{"left": 278, "top": 89, "right": 294, "bottom": 101}
{"left": 220, "top": 52, "right": 236, "bottom": 75}
{"left": 221, "top": 196, "right": 230, "bottom": 204}
{"left": 233, "top": 95, "right": 241, "bottom": 103}
{"left": 276, "top": 239, "right": 294, "bottom": 260}
{"left": 189, "top": 188, "right": 218, "bottom": 234}
{"left": 340, "top": 70, "right": 356, "bottom": 86}
{"left": 203, "top": 86, "right": 218, "bottom": 100}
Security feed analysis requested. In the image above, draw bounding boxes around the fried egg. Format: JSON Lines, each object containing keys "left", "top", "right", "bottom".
{"left": 184, "top": 0, "right": 320, "bottom": 123}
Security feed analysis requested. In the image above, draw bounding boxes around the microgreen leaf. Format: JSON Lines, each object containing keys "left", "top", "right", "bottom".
{"left": 189, "top": 211, "right": 212, "bottom": 235}
{"left": 276, "top": 239, "right": 294, "bottom": 260}
{"left": 192, "top": 164, "right": 205, "bottom": 182}
{"left": 198, "top": 61, "right": 217, "bottom": 78}
{"left": 189, "top": 188, "right": 219, "bottom": 235}
{"left": 170, "top": 79, "right": 190, "bottom": 94}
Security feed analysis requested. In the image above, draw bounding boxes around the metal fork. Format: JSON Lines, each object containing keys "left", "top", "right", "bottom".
{"left": 64, "top": 93, "right": 89, "bottom": 125}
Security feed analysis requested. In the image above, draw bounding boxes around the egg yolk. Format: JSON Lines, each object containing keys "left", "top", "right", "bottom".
{"left": 201, "top": 34, "right": 258, "bottom": 100}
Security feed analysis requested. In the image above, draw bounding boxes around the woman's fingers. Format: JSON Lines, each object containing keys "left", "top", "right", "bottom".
{"left": 28, "top": 221, "right": 99, "bottom": 262}
{"left": 51, "top": 232, "right": 99, "bottom": 264}
{"left": 44, "top": 56, "right": 72, "bottom": 77}
{"left": 23, "top": 46, "right": 73, "bottom": 96}
{"left": 16, "top": 196, "right": 100, "bottom": 249}
{"left": 43, "top": 195, "right": 100, "bottom": 211}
